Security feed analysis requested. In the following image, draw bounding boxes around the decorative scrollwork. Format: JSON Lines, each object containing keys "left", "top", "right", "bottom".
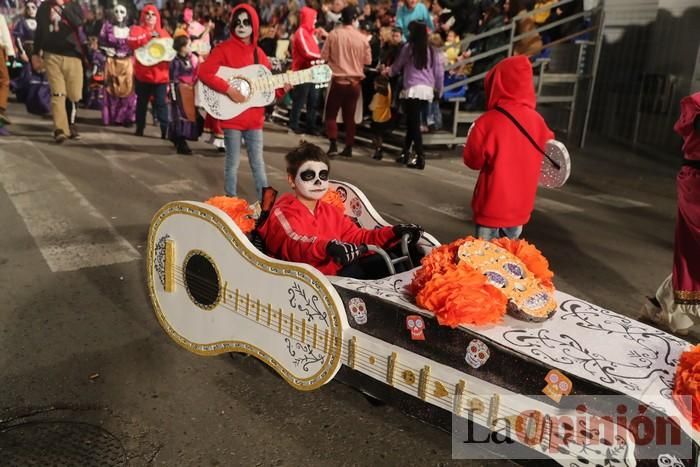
{"left": 285, "top": 338, "right": 325, "bottom": 372}
{"left": 154, "top": 234, "right": 170, "bottom": 287}
{"left": 288, "top": 282, "right": 328, "bottom": 326}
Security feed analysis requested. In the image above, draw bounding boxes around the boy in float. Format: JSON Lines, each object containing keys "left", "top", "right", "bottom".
{"left": 463, "top": 55, "right": 554, "bottom": 241}
{"left": 258, "top": 142, "right": 424, "bottom": 279}
{"left": 198, "top": 4, "right": 290, "bottom": 200}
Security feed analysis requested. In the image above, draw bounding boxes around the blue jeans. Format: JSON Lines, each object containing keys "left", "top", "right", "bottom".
{"left": 475, "top": 225, "right": 523, "bottom": 241}
{"left": 223, "top": 129, "right": 268, "bottom": 199}
{"left": 289, "top": 82, "right": 320, "bottom": 132}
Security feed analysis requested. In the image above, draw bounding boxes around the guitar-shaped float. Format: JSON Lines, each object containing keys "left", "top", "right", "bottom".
{"left": 147, "top": 198, "right": 637, "bottom": 467}
{"left": 196, "top": 62, "right": 332, "bottom": 120}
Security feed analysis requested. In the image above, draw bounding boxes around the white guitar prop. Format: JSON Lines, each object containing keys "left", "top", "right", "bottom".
{"left": 196, "top": 61, "right": 332, "bottom": 120}
{"left": 147, "top": 200, "right": 636, "bottom": 467}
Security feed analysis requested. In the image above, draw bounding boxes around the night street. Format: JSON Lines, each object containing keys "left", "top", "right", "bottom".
{"left": 0, "top": 104, "right": 686, "bottom": 465}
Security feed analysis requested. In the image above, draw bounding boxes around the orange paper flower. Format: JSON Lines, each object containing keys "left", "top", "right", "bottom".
{"left": 205, "top": 196, "right": 255, "bottom": 234}
{"left": 673, "top": 345, "right": 700, "bottom": 431}
{"left": 416, "top": 262, "right": 507, "bottom": 326}
{"left": 490, "top": 237, "right": 555, "bottom": 290}
{"left": 321, "top": 189, "right": 346, "bottom": 213}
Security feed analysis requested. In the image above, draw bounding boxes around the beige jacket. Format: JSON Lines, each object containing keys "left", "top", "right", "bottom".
{"left": 0, "top": 15, "right": 15, "bottom": 57}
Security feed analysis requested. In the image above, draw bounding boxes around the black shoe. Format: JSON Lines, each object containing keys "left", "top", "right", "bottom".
{"left": 307, "top": 128, "right": 322, "bottom": 136}
{"left": 54, "top": 129, "right": 67, "bottom": 144}
{"left": 69, "top": 124, "right": 80, "bottom": 140}
{"left": 135, "top": 128, "right": 144, "bottom": 137}
{"left": 123, "top": 122, "right": 134, "bottom": 128}
{"left": 372, "top": 148, "right": 383, "bottom": 160}
{"left": 176, "top": 141, "right": 193, "bottom": 155}
{"left": 339, "top": 146, "right": 352, "bottom": 158}
{"left": 217, "top": 147, "right": 226, "bottom": 153}
{"left": 327, "top": 141, "right": 338, "bottom": 157}
{"left": 406, "top": 154, "right": 425, "bottom": 170}
{"left": 396, "top": 152, "right": 409, "bottom": 164}
{"left": 161, "top": 130, "right": 167, "bottom": 140}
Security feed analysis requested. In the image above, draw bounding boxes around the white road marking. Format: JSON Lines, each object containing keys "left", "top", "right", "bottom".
{"left": 584, "top": 194, "right": 651, "bottom": 208}
{"left": 0, "top": 141, "right": 140, "bottom": 272}
{"left": 152, "top": 179, "right": 198, "bottom": 195}
{"left": 534, "top": 197, "right": 585, "bottom": 214}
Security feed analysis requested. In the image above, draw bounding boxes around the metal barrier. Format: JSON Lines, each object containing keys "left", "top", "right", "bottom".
{"left": 416, "top": 0, "right": 605, "bottom": 148}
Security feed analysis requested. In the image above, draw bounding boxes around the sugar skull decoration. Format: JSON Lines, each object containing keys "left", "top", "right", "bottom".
{"left": 335, "top": 186, "right": 348, "bottom": 202}
{"left": 657, "top": 454, "right": 685, "bottom": 467}
{"left": 465, "top": 339, "right": 490, "bottom": 369}
{"left": 457, "top": 240, "right": 557, "bottom": 321}
{"left": 350, "top": 197, "right": 363, "bottom": 217}
{"left": 542, "top": 369, "right": 572, "bottom": 403}
{"left": 348, "top": 297, "right": 367, "bottom": 325}
{"left": 405, "top": 315, "right": 425, "bottom": 340}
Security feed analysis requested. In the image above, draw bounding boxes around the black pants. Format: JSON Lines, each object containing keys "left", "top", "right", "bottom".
{"left": 403, "top": 98, "right": 425, "bottom": 156}
{"left": 135, "top": 80, "right": 168, "bottom": 135}
{"left": 289, "top": 82, "right": 320, "bottom": 132}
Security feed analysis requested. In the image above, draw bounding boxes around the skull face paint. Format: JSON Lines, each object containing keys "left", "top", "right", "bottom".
{"left": 294, "top": 161, "right": 329, "bottom": 200}
{"left": 233, "top": 10, "right": 253, "bottom": 41}
{"left": 113, "top": 5, "right": 127, "bottom": 25}
{"left": 144, "top": 10, "right": 157, "bottom": 27}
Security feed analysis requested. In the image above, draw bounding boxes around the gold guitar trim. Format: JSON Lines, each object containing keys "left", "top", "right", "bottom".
{"left": 146, "top": 201, "right": 344, "bottom": 391}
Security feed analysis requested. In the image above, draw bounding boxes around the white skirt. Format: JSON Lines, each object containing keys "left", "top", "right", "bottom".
{"left": 400, "top": 84, "right": 434, "bottom": 102}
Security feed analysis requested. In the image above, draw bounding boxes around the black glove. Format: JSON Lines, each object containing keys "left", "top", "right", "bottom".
{"left": 326, "top": 240, "right": 368, "bottom": 266}
{"left": 393, "top": 224, "right": 423, "bottom": 244}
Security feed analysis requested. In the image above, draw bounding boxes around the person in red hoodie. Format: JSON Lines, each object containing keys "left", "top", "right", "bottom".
{"left": 288, "top": 6, "right": 321, "bottom": 135}
{"left": 127, "top": 5, "right": 171, "bottom": 139}
{"left": 463, "top": 55, "right": 554, "bottom": 241}
{"left": 258, "top": 142, "right": 423, "bottom": 279}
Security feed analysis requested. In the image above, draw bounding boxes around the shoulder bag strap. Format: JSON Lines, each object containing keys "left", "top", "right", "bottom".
{"left": 494, "top": 105, "right": 560, "bottom": 169}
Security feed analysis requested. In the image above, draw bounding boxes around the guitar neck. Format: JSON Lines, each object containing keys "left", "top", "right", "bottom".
{"left": 254, "top": 69, "right": 313, "bottom": 92}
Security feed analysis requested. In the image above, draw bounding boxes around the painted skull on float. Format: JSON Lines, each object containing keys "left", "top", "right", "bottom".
{"left": 542, "top": 369, "right": 572, "bottom": 403}
{"left": 406, "top": 315, "right": 426, "bottom": 340}
{"left": 465, "top": 339, "right": 490, "bottom": 368}
{"left": 348, "top": 297, "right": 367, "bottom": 325}
{"left": 232, "top": 10, "right": 253, "bottom": 40}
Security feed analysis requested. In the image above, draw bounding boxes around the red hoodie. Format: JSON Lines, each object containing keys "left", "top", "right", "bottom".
{"left": 291, "top": 7, "right": 321, "bottom": 72}
{"left": 258, "top": 193, "right": 396, "bottom": 276}
{"left": 463, "top": 55, "right": 554, "bottom": 228}
{"left": 127, "top": 5, "right": 171, "bottom": 84}
{"left": 198, "top": 4, "right": 276, "bottom": 131}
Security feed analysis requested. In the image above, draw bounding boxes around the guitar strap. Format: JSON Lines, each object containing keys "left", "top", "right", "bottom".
{"left": 254, "top": 47, "right": 258, "bottom": 65}
{"left": 494, "top": 106, "right": 560, "bottom": 170}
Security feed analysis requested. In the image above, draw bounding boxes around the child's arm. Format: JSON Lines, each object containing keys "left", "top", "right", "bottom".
{"left": 463, "top": 121, "right": 487, "bottom": 170}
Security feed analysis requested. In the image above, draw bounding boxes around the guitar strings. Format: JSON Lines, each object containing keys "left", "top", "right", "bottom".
{"left": 169, "top": 271, "right": 532, "bottom": 420}
{"left": 168, "top": 273, "right": 592, "bottom": 441}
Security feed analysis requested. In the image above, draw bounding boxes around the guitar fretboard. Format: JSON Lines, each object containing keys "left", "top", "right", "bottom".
{"left": 250, "top": 69, "right": 313, "bottom": 93}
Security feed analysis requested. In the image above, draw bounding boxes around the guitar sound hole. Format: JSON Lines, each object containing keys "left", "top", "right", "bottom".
{"left": 184, "top": 253, "right": 220, "bottom": 309}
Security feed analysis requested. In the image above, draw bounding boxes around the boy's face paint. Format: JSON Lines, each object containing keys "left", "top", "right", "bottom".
{"left": 233, "top": 11, "right": 253, "bottom": 40}
{"left": 294, "top": 161, "right": 329, "bottom": 200}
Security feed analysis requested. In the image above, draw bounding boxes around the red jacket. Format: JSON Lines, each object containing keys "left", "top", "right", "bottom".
{"left": 291, "top": 7, "right": 321, "bottom": 71}
{"left": 198, "top": 4, "right": 277, "bottom": 131}
{"left": 258, "top": 193, "right": 396, "bottom": 275}
{"left": 127, "top": 5, "right": 171, "bottom": 84}
{"left": 463, "top": 55, "right": 554, "bottom": 228}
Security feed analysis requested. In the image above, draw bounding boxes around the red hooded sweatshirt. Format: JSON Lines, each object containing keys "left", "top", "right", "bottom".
{"left": 127, "top": 5, "right": 171, "bottom": 84}
{"left": 291, "top": 7, "right": 321, "bottom": 72}
{"left": 198, "top": 4, "right": 277, "bottom": 131}
{"left": 258, "top": 193, "right": 396, "bottom": 276}
{"left": 463, "top": 55, "right": 554, "bottom": 228}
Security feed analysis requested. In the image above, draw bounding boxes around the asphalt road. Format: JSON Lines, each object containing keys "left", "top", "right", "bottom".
{"left": 0, "top": 104, "right": 686, "bottom": 466}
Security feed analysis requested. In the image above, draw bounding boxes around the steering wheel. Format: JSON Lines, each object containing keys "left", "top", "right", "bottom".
{"left": 365, "top": 233, "right": 415, "bottom": 275}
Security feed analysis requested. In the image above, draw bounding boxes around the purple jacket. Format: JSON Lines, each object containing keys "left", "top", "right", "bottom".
{"left": 390, "top": 43, "right": 444, "bottom": 97}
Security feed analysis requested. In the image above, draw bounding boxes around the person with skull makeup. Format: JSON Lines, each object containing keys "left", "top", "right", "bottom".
{"left": 258, "top": 142, "right": 424, "bottom": 279}
{"left": 11, "top": 0, "right": 39, "bottom": 105}
{"left": 99, "top": 3, "right": 137, "bottom": 126}
{"left": 127, "top": 5, "right": 171, "bottom": 139}
{"left": 198, "top": 4, "right": 291, "bottom": 199}
{"left": 32, "top": 0, "right": 85, "bottom": 143}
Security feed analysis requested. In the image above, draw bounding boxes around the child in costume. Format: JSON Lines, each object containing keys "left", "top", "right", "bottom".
{"left": 463, "top": 55, "right": 554, "bottom": 241}
{"left": 84, "top": 36, "right": 105, "bottom": 110}
{"left": 168, "top": 35, "right": 200, "bottom": 155}
{"left": 198, "top": 4, "right": 289, "bottom": 199}
{"left": 368, "top": 74, "right": 392, "bottom": 161}
{"left": 258, "top": 142, "right": 423, "bottom": 279}
{"left": 127, "top": 5, "right": 171, "bottom": 139}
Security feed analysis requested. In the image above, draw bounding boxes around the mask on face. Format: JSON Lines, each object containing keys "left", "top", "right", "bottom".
{"left": 233, "top": 11, "right": 253, "bottom": 40}
{"left": 26, "top": 3, "right": 37, "bottom": 18}
{"left": 113, "top": 5, "right": 127, "bottom": 24}
{"left": 294, "top": 161, "right": 329, "bottom": 200}
{"left": 145, "top": 10, "right": 157, "bottom": 27}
